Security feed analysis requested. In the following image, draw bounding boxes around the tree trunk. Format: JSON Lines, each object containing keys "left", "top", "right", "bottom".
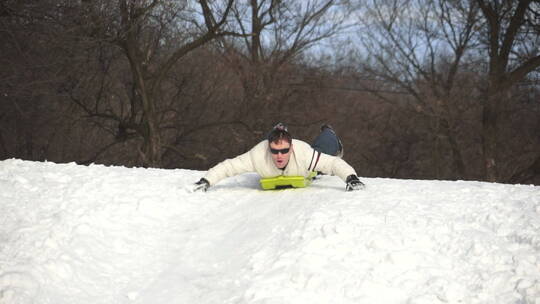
{"left": 129, "top": 50, "right": 162, "bottom": 168}
{"left": 432, "top": 116, "right": 442, "bottom": 179}
{"left": 440, "top": 118, "right": 466, "bottom": 179}
{"left": 137, "top": 80, "right": 162, "bottom": 168}
{"left": 140, "top": 113, "right": 162, "bottom": 167}
{"left": 482, "top": 91, "right": 500, "bottom": 182}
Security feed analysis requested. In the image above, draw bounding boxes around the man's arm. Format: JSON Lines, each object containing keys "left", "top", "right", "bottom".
{"left": 311, "top": 151, "right": 365, "bottom": 190}
{"left": 190, "top": 141, "right": 269, "bottom": 192}
{"left": 190, "top": 150, "right": 255, "bottom": 192}
{"left": 311, "top": 151, "right": 354, "bottom": 180}
{"left": 203, "top": 150, "right": 255, "bottom": 186}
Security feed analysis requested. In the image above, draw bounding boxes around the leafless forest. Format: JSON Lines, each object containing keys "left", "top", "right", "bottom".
{"left": 1, "top": 0, "right": 539, "bottom": 184}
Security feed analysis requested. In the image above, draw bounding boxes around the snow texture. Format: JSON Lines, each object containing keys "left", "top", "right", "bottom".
{"left": 0, "top": 159, "right": 539, "bottom": 304}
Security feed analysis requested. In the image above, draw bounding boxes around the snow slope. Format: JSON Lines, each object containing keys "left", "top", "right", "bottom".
{"left": 0, "top": 159, "right": 539, "bottom": 304}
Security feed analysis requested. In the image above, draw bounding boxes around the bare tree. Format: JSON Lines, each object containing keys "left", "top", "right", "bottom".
{"left": 218, "top": 0, "right": 346, "bottom": 138}
{"left": 61, "top": 0, "right": 239, "bottom": 167}
{"left": 0, "top": 0, "right": 83, "bottom": 162}
{"left": 475, "top": 0, "right": 540, "bottom": 181}
{"left": 352, "top": 0, "right": 480, "bottom": 179}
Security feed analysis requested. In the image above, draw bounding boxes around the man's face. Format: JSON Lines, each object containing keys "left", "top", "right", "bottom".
{"left": 269, "top": 140, "right": 292, "bottom": 169}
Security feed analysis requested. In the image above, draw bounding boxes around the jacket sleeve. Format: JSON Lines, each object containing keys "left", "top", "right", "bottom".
{"left": 203, "top": 149, "right": 256, "bottom": 186}
{"left": 311, "top": 151, "right": 357, "bottom": 182}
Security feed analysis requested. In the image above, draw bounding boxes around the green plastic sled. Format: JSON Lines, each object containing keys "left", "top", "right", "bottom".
{"left": 260, "top": 172, "right": 317, "bottom": 190}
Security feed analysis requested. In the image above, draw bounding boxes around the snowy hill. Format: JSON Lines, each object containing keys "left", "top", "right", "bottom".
{"left": 0, "top": 159, "right": 539, "bottom": 304}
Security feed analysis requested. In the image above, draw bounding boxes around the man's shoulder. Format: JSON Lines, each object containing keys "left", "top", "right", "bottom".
{"left": 254, "top": 140, "right": 269, "bottom": 148}
{"left": 292, "top": 139, "right": 313, "bottom": 152}
{"left": 250, "top": 140, "right": 270, "bottom": 153}
{"left": 292, "top": 138, "right": 310, "bottom": 146}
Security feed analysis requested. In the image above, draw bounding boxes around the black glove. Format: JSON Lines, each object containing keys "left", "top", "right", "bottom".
{"left": 191, "top": 178, "right": 210, "bottom": 192}
{"left": 346, "top": 174, "right": 365, "bottom": 191}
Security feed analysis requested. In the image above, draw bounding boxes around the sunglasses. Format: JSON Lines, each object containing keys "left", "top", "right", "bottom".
{"left": 270, "top": 147, "right": 290, "bottom": 154}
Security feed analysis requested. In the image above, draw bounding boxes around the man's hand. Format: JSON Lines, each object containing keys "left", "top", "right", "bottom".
{"left": 345, "top": 175, "right": 365, "bottom": 191}
{"left": 190, "top": 178, "right": 210, "bottom": 192}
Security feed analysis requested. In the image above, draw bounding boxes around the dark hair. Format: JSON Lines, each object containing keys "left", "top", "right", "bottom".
{"left": 268, "top": 129, "right": 292, "bottom": 144}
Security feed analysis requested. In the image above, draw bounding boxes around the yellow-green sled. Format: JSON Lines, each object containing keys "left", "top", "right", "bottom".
{"left": 259, "top": 172, "right": 317, "bottom": 190}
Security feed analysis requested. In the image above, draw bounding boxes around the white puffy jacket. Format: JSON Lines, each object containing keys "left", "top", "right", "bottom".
{"left": 204, "top": 139, "right": 357, "bottom": 186}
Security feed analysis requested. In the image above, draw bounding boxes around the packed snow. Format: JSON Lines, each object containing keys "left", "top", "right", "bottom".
{"left": 0, "top": 159, "right": 539, "bottom": 304}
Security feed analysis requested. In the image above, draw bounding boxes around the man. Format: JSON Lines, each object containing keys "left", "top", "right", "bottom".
{"left": 191, "top": 123, "right": 365, "bottom": 192}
